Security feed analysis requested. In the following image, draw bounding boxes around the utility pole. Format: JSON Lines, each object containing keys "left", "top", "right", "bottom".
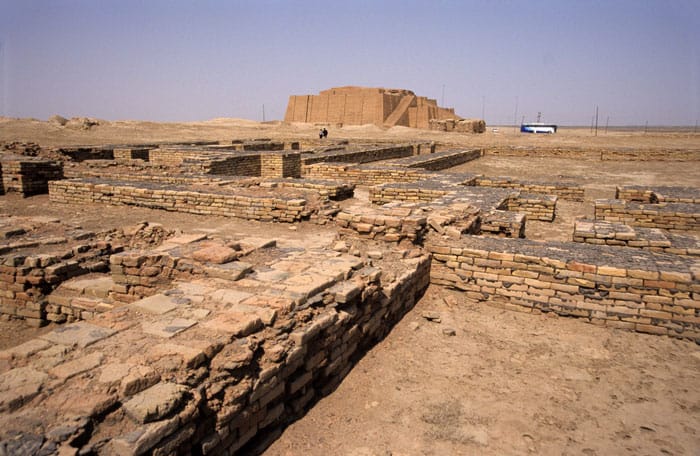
{"left": 536, "top": 111, "right": 542, "bottom": 123}
{"left": 594, "top": 105, "right": 599, "bottom": 136}
{"left": 605, "top": 116, "right": 609, "bottom": 134}
{"left": 513, "top": 96, "right": 519, "bottom": 133}
{"left": 262, "top": 104, "right": 265, "bottom": 122}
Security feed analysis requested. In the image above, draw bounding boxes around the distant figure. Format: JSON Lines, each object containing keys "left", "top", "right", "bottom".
{"left": 322, "top": 128, "right": 328, "bottom": 138}
{"left": 319, "top": 129, "right": 324, "bottom": 139}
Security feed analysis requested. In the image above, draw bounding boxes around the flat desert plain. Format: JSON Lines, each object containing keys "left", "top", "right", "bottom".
{"left": 1, "top": 117, "right": 699, "bottom": 455}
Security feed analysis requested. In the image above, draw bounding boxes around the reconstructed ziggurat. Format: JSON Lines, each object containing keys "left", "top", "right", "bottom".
{"left": 284, "top": 86, "right": 485, "bottom": 132}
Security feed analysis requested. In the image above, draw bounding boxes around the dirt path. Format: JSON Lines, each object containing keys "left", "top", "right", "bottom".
{"left": 265, "top": 286, "right": 700, "bottom": 456}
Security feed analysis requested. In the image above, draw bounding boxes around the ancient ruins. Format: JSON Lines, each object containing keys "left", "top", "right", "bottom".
{"left": 284, "top": 86, "right": 486, "bottom": 132}
{"left": 0, "top": 135, "right": 698, "bottom": 455}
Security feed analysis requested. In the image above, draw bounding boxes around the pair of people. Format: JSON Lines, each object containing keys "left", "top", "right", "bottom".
{"left": 318, "top": 128, "right": 328, "bottom": 139}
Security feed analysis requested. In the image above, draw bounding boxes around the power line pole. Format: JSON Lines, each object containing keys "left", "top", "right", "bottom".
{"left": 594, "top": 105, "right": 599, "bottom": 136}
{"left": 262, "top": 104, "right": 265, "bottom": 122}
{"left": 513, "top": 96, "right": 519, "bottom": 133}
{"left": 605, "top": 116, "right": 609, "bottom": 134}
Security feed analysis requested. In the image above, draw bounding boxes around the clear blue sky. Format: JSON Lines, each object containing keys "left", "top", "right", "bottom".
{"left": 1, "top": 0, "right": 698, "bottom": 126}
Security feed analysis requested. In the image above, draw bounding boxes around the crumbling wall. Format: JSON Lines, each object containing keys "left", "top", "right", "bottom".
{"left": 595, "top": 200, "right": 699, "bottom": 231}
{"left": 427, "top": 237, "right": 699, "bottom": 342}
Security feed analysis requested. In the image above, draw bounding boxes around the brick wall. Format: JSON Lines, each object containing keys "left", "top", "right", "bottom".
{"left": 0, "top": 158, "right": 64, "bottom": 196}
{"left": 595, "top": 199, "right": 700, "bottom": 231}
{"left": 427, "top": 236, "right": 699, "bottom": 342}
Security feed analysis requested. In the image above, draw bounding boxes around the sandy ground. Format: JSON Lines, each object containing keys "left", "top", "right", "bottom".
{"left": 1, "top": 118, "right": 699, "bottom": 455}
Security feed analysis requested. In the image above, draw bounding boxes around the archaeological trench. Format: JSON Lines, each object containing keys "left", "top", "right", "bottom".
{"left": 0, "top": 138, "right": 698, "bottom": 455}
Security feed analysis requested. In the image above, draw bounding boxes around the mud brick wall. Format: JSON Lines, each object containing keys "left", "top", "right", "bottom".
{"left": 427, "top": 237, "right": 700, "bottom": 342}
{"left": 336, "top": 209, "right": 427, "bottom": 243}
{"left": 54, "top": 147, "right": 114, "bottom": 161}
{"left": 474, "top": 177, "right": 585, "bottom": 201}
{"left": 0, "top": 242, "right": 118, "bottom": 326}
{"left": 113, "top": 147, "right": 150, "bottom": 161}
{"left": 0, "top": 158, "right": 64, "bottom": 196}
{"left": 185, "top": 154, "right": 261, "bottom": 176}
{"left": 49, "top": 179, "right": 313, "bottom": 223}
{"left": 260, "top": 153, "right": 302, "bottom": 178}
{"left": 595, "top": 199, "right": 700, "bottom": 231}
{"left": 194, "top": 255, "right": 432, "bottom": 455}
{"left": 484, "top": 146, "right": 700, "bottom": 161}
{"left": 369, "top": 183, "right": 451, "bottom": 204}
{"left": 302, "top": 145, "right": 414, "bottom": 166}
{"left": 231, "top": 141, "right": 285, "bottom": 151}
{"left": 268, "top": 179, "right": 355, "bottom": 201}
{"left": 389, "top": 148, "right": 482, "bottom": 170}
{"left": 302, "top": 163, "right": 431, "bottom": 185}
{"left": 506, "top": 193, "right": 557, "bottom": 221}
{"left": 616, "top": 186, "right": 700, "bottom": 204}
{"left": 480, "top": 210, "right": 526, "bottom": 238}
{"left": 0, "top": 252, "right": 431, "bottom": 455}
{"left": 573, "top": 220, "right": 700, "bottom": 256}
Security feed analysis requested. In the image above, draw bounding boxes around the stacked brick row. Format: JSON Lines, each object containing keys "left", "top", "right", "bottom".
{"left": 484, "top": 146, "right": 699, "bottom": 161}
{"left": 616, "top": 185, "right": 700, "bottom": 204}
{"left": 198, "top": 256, "right": 431, "bottom": 455}
{"left": 113, "top": 147, "right": 150, "bottom": 161}
{"left": 301, "top": 145, "right": 414, "bottom": 165}
{"left": 268, "top": 179, "right": 355, "bottom": 200}
{"left": 231, "top": 140, "right": 286, "bottom": 151}
{"left": 369, "top": 184, "right": 450, "bottom": 204}
{"left": 506, "top": 193, "right": 557, "bottom": 221}
{"left": 480, "top": 210, "right": 526, "bottom": 238}
{"left": 388, "top": 148, "right": 482, "bottom": 170}
{"left": 259, "top": 153, "right": 302, "bottom": 178}
{"left": 573, "top": 220, "right": 700, "bottom": 256}
{"left": 336, "top": 208, "right": 428, "bottom": 243}
{"left": 302, "top": 163, "right": 431, "bottom": 185}
{"left": 427, "top": 237, "right": 700, "bottom": 342}
{"left": 0, "top": 241, "right": 118, "bottom": 326}
{"left": 185, "top": 154, "right": 262, "bottom": 176}
{"left": 474, "top": 176, "right": 585, "bottom": 201}
{"left": 0, "top": 158, "right": 64, "bottom": 196}
{"left": 594, "top": 199, "right": 699, "bottom": 231}
{"left": 49, "top": 179, "right": 314, "bottom": 222}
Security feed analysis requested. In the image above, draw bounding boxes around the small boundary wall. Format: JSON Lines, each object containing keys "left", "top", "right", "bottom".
{"left": 427, "top": 236, "right": 699, "bottom": 342}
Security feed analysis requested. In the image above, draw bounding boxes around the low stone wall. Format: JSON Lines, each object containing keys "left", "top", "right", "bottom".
{"left": 49, "top": 179, "right": 316, "bottom": 223}
{"left": 113, "top": 147, "right": 151, "bottom": 161}
{"left": 265, "top": 179, "right": 355, "bottom": 201}
{"left": 573, "top": 220, "right": 700, "bottom": 256}
{"left": 616, "top": 186, "right": 700, "bottom": 204}
{"left": 484, "top": 146, "right": 700, "bottom": 161}
{"left": 507, "top": 193, "right": 557, "bottom": 221}
{"left": 388, "top": 149, "right": 482, "bottom": 170}
{"left": 480, "top": 210, "right": 526, "bottom": 238}
{"left": 0, "top": 242, "right": 431, "bottom": 455}
{"left": 0, "top": 157, "right": 64, "bottom": 196}
{"left": 0, "top": 241, "right": 118, "bottom": 326}
{"left": 260, "top": 152, "right": 302, "bottom": 178}
{"left": 302, "top": 163, "right": 432, "bottom": 185}
{"left": 595, "top": 199, "right": 700, "bottom": 231}
{"left": 336, "top": 207, "right": 428, "bottom": 244}
{"left": 301, "top": 145, "right": 414, "bottom": 166}
{"left": 427, "top": 236, "right": 700, "bottom": 342}
{"left": 231, "top": 140, "right": 285, "bottom": 151}
{"left": 369, "top": 181, "right": 452, "bottom": 204}
{"left": 474, "top": 176, "right": 585, "bottom": 201}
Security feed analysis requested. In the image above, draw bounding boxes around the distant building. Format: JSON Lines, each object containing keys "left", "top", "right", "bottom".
{"left": 284, "top": 86, "right": 483, "bottom": 132}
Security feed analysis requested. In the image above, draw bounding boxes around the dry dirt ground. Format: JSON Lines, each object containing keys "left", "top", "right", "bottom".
{"left": 1, "top": 118, "right": 699, "bottom": 455}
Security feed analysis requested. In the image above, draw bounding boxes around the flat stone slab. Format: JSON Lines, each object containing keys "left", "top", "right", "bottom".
{"left": 202, "top": 311, "right": 263, "bottom": 337}
{"left": 0, "top": 339, "right": 51, "bottom": 360}
{"left": 0, "top": 367, "right": 49, "bottom": 412}
{"left": 191, "top": 245, "right": 239, "bottom": 264}
{"left": 40, "top": 322, "right": 116, "bottom": 348}
{"left": 48, "top": 352, "right": 104, "bottom": 381}
{"left": 210, "top": 289, "right": 253, "bottom": 306}
{"left": 141, "top": 318, "right": 198, "bottom": 338}
{"left": 62, "top": 276, "right": 114, "bottom": 298}
{"left": 131, "top": 294, "right": 181, "bottom": 315}
{"left": 122, "top": 382, "right": 188, "bottom": 424}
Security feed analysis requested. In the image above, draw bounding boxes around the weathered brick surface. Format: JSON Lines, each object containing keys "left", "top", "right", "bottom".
{"left": 0, "top": 157, "right": 64, "bottom": 196}
{"left": 474, "top": 176, "right": 585, "bottom": 201}
{"left": 616, "top": 185, "right": 700, "bottom": 204}
{"left": 49, "top": 179, "right": 321, "bottom": 223}
{"left": 485, "top": 146, "right": 700, "bottom": 161}
{"left": 427, "top": 236, "right": 700, "bottom": 343}
{"left": 0, "top": 240, "right": 431, "bottom": 456}
{"left": 595, "top": 199, "right": 699, "bottom": 231}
